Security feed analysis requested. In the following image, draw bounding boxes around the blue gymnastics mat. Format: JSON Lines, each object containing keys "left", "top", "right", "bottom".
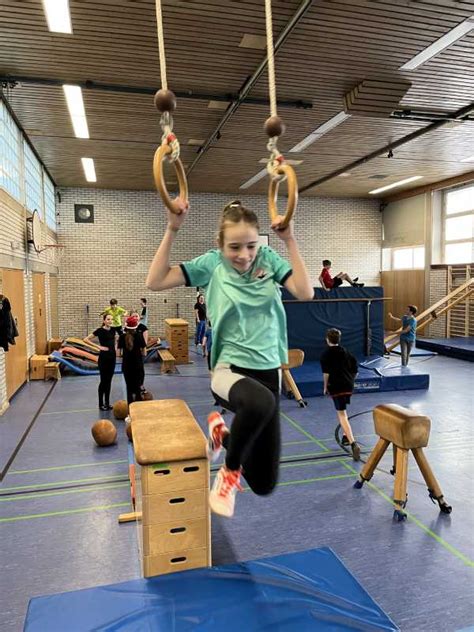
{"left": 290, "top": 360, "right": 429, "bottom": 398}
{"left": 24, "top": 547, "right": 398, "bottom": 631}
{"left": 391, "top": 344, "right": 436, "bottom": 357}
{"left": 416, "top": 337, "right": 474, "bottom": 362}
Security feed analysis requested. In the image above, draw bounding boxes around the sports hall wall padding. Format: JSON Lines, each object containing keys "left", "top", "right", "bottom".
{"left": 282, "top": 287, "right": 384, "bottom": 360}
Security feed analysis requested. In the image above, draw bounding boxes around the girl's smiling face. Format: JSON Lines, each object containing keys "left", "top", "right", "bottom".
{"left": 221, "top": 220, "right": 259, "bottom": 273}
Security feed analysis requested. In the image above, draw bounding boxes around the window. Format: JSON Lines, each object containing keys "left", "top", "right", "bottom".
{"left": 23, "top": 140, "right": 43, "bottom": 218}
{"left": 43, "top": 171, "right": 56, "bottom": 230}
{"left": 0, "top": 101, "right": 22, "bottom": 201}
{"left": 382, "top": 246, "right": 425, "bottom": 271}
{"left": 443, "top": 184, "right": 474, "bottom": 264}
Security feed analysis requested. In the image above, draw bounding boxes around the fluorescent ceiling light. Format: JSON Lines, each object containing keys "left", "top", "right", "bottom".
{"left": 63, "top": 85, "right": 89, "bottom": 138}
{"left": 289, "top": 111, "right": 351, "bottom": 153}
{"left": 460, "top": 155, "right": 474, "bottom": 163}
{"left": 42, "top": 0, "right": 72, "bottom": 34}
{"left": 81, "top": 158, "right": 96, "bottom": 182}
{"left": 400, "top": 16, "right": 474, "bottom": 70}
{"left": 369, "top": 176, "right": 423, "bottom": 195}
{"left": 240, "top": 168, "right": 267, "bottom": 190}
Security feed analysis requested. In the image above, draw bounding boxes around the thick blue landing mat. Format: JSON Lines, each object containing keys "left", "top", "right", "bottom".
{"left": 290, "top": 360, "right": 429, "bottom": 398}
{"left": 25, "top": 547, "right": 398, "bottom": 632}
{"left": 391, "top": 344, "right": 436, "bottom": 357}
{"left": 416, "top": 337, "right": 474, "bottom": 362}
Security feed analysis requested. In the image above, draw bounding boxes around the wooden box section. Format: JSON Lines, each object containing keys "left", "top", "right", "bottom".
{"left": 165, "top": 318, "right": 189, "bottom": 364}
{"left": 47, "top": 338, "right": 63, "bottom": 354}
{"left": 44, "top": 361, "right": 61, "bottom": 380}
{"left": 130, "top": 399, "right": 207, "bottom": 465}
{"left": 143, "top": 517, "right": 208, "bottom": 556}
{"left": 143, "top": 547, "right": 210, "bottom": 577}
{"left": 142, "top": 488, "right": 207, "bottom": 525}
{"left": 142, "top": 458, "right": 208, "bottom": 495}
{"left": 29, "top": 354, "right": 50, "bottom": 380}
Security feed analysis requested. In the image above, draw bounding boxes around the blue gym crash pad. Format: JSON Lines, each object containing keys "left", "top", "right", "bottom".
{"left": 25, "top": 547, "right": 398, "bottom": 631}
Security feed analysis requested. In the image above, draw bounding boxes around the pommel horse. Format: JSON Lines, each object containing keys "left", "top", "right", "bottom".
{"left": 354, "top": 404, "right": 452, "bottom": 521}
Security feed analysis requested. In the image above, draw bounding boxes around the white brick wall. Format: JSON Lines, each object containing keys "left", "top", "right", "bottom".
{"left": 57, "top": 188, "right": 382, "bottom": 338}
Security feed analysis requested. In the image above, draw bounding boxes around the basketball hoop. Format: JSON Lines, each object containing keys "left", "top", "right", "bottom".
{"left": 40, "top": 244, "right": 65, "bottom": 268}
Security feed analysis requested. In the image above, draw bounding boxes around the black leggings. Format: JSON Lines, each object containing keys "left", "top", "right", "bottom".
{"left": 211, "top": 365, "right": 280, "bottom": 496}
{"left": 123, "top": 364, "right": 143, "bottom": 405}
{"left": 98, "top": 352, "right": 116, "bottom": 406}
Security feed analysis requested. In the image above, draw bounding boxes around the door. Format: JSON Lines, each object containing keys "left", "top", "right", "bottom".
{"left": 32, "top": 272, "right": 47, "bottom": 354}
{"left": 1, "top": 268, "right": 28, "bottom": 399}
{"left": 49, "top": 275, "right": 59, "bottom": 338}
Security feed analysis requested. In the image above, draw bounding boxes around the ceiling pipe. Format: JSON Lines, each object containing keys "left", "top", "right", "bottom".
{"left": 300, "top": 100, "right": 474, "bottom": 194}
{"left": 0, "top": 75, "right": 312, "bottom": 110}
{"left": 186, "top": 0, "right": 314, "bottom": 178}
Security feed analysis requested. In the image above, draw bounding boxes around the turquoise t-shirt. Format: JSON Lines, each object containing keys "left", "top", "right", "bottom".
{"left": 401, "top": 315, "right": 417, "bottom": 342}
{"left": 181, "top": 247, "right": 292, "bottom": 370}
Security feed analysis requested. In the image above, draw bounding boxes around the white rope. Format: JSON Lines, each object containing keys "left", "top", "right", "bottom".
{"left": 265, "top": 0, "right": 277, "bottom": 118}
{"left": 155, "top": 0, "right": 168, "bottom": 90}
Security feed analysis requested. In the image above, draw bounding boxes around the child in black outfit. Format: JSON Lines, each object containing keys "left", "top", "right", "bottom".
{"left": 320, "top": 328, "right": 361, "bottom": 461}
{"left": 118, "top": 315, "right": 146, "bottom": 404}
{"left": 84, "top": 314, "right": 117, "bottom": 411}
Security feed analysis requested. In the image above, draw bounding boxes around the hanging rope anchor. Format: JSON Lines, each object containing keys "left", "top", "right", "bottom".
{"left": 152, "top": 0, "right": 188, "bottom": 214}
{"left": 264, "top": 0, "right": 298, "bottom": 228}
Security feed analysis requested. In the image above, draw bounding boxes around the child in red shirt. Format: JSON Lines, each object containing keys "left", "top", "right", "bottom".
{"left": 319, "top": 260, "right": 363, "bottom": 290}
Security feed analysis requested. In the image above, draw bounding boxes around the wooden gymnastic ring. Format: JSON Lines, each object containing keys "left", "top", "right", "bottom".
{"left": 268, "top": 163, "right": 298, "bottom": 228}
{"left": 153, "top": 142, "right": 188, "bottom": 214}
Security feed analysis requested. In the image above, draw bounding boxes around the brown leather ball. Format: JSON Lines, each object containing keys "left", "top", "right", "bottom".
{"left": 113, "top": 400, "right": 129, "bottom": 420}
{"left": 91, "top": 420, "right": 117, "bottom": 447}
{"left": 154, "top": 89, "right": 177, "bottom": 112}
{"left": 264, "top": 115, "right": 285, "bottom": 138}
{"left": 141, "top": 390, "right": 154, "bottom": 401}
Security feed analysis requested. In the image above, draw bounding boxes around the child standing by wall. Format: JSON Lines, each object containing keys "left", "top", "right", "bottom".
{"left": 146, "top": 199, "right": 313, "bottom": 518}
{"left": 84, "top": 314, "right": 116, "bottom": 411}
{"left": 118, "top": 315, "right": 146, "bottom": 404}
{"left": 320, "top": 328, "right": 361, "bottom": 461}
{"left": 100, "top": 299, "right": 127, "bottom": 336}
{"left": 194, "top": 294, "right": 207, "bottom": 349}
{"left": 201, "top": 320, "right": 213, "bottom": 371}
{"left": 388, "top": 305, "right": 418, "bottom": 366}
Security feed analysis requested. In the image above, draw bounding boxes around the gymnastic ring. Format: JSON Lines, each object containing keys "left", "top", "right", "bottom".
{"left": 268, "top": 163, "right": 298, "bottom": 228}
{"left": 153, "top": 142, "right": 188, "bottom": 215}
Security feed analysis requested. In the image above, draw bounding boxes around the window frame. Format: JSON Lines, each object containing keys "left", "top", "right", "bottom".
{"left": 442, "top": 183, "right": 474, "bottom": 264}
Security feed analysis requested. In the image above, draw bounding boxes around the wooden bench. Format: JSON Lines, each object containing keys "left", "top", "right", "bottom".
{"left": 44, "top": 361, "right": 61, "bottom": 381}
{"left": 158, "top": 349, "right": 176, "bottom": 374}
{"left": 129, "top": 399, "right": 210, "bottom": 577}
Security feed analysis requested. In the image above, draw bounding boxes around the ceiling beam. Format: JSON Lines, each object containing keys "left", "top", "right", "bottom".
{"left": 0, "top": 75, "right": 312, "bottom": 110}
{"left": 300, "top": 100, "right": 474, "bottom": 194}
{"left": 186, "top": 0, "right": 314, "bottom": 178}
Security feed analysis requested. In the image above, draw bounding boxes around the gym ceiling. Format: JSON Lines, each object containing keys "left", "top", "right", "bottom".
{"left": 1, "top": 0, "right": 473, "bottom": 198}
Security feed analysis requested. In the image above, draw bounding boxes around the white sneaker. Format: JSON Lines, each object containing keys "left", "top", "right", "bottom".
{"left": 209, "top": 466, "right": 242, "bottom": 518}
{"left": 207, "top": 412, "right": 229, "bottom": 463}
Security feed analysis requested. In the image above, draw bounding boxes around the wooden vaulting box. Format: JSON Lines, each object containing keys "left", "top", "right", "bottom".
{"left": 130, "top": 399, "right": 210, "bottom": 577}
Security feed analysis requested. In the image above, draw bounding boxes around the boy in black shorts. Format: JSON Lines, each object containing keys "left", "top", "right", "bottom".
{"left": 320, "top": 328, "right": 361, "bottom": 460}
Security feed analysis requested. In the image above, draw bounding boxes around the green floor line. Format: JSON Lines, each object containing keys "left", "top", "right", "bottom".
{"left": 0, "top": 482, "right": 129, "bottom": 503}
{"left": 280, "top": 459, "right": 347, "bottom": 470}
{"left": 41, "top": 408, "right": 100, "bottom": 415}
{"left": 241, "top": 473, "right": 354, "bottom": 491}
{"left": 9, "top": 459, "right": 128, "bottom": 476}
{"left": 0, "top": 502, "right": 130, "bottom": 524}
{"left": 340, "top": 461, "right": 474, "bottom": 568}
{"left": 1, "top": 474, "right": 127, "bottom": 492}
{"left": 280, "top": 412, "right": 330, "bottom": 452}
{"left": 213, "top": 449, "right": 331, "bottom": 468}
{"left": 282, "top": 439, "right": 313, "bottom": 447}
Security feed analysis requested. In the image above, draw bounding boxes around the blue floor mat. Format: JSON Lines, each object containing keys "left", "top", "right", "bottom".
{"left": 24, "top": 547, "right": 398, "bottom": 632}
{"left": 289, "top": 360, "right": 429, "bottom": 398}
{"left": 416, "top": 337, "right": 474, "bottom": 362}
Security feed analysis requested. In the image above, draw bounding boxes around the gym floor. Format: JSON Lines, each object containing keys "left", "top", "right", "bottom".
{"left": 0, "top": 350, "right": 473, "bottom": 631}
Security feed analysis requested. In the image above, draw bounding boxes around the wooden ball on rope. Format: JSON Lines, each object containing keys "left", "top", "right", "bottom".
{"left": 154, "top": 89, "right": 177, "bottom": 113}
{"left": 264, "top": 115, "right": 285, "bottom": 138}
